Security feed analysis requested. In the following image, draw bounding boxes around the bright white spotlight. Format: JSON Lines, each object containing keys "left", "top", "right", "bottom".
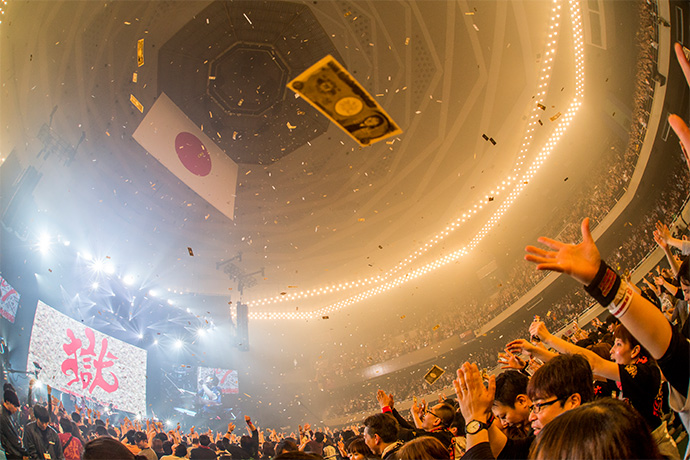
{"left": 167, "top": 299, "right": 174, "bottom": 306}
{"left": 166, "top": 420, "right": 172, "bottom": 427}
{"left": 82, "top": 252, "right": 93, "bottom": 261}
{"left": 123, "top": 274, "right": 135, "bottom": 285}
{"left": 137, "top": 333, "right": 144, "bottom": 339}
{"left": 37, "top": 233, "right": 51, "bottom": 253}
{"left": 63, "top": 240, "right": 71, "bottom": 247}
{"left": 174, "top": 340, "right": 183, "bottom": 349}
{"left": 148, "top": 289, "right": 157, "bottom": 297}
{"left": 197, "top": 328, "right": 206, "bottom": 337}
{"left": 153, "top": 339, "right": 159, "bottom": 345}
{"left": 91, "top": 259, "right": 104, "bottom": 273}
{"left": 91, "top": 282, "right": 99, "bottom": 290}
{"left": 103, "top": 262, "right": 115, "bottom": 274}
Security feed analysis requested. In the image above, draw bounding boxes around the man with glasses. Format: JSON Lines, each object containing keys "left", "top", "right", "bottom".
{"left": 454, "top": 354, "right": 593, "bottom": 459}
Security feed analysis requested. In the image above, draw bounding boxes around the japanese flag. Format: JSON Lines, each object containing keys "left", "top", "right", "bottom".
{"left": 133, "top": 93, "right": 238, "bottom": 220}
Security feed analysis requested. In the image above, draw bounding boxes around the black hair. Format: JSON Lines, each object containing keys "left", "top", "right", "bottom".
{"left": 362, "top": 413, "right": 398, "bottom": 443}
{"left": 3, "top": 389, "right": 19, "bottom": 406}
{"left": 173, "top": 444, "right": 187, "bottom": 457}
{"left": 199, "top": 434, "right": 211, "bottom": 446}
{"left": 314, "top": 431, "right": 324, "bottom": 443}
{"left": 133, "top": 431, "right": 148, "bottom": 444}
{"left": 527, "top": 354, "right": 594, "bottom": 404}
{"left": 530, "top": 398, "right": 662, "bottom": 459}
{"left": 494, "top": 371, "right": 529, "bottom": 408}
{"left": 33, "top": 404, "right": 50, "bottom": 423}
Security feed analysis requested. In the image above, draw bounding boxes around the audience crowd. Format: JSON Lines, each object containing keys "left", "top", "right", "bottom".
{"left": 4, "top": 1, "right": 690, "bottom": 459}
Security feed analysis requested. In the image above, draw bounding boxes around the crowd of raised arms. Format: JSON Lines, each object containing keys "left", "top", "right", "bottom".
{"left": 3, "top": 17, "right": 690, "bottom": 460}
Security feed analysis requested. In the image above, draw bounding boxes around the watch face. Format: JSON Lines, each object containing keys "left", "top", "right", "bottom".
{"left": 466, "top": 420, "right": 482, "bottom": 435}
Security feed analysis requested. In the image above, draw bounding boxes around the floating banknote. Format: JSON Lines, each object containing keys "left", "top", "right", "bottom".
{"left": 288, "top": 55, "right": 402, "bottom": 146}
{"left": 424, "top": 364, "right": 445, "bottom": 385}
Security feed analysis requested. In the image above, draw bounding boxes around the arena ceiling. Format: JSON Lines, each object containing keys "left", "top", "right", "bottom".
{"left": 1, "top": 0, "right": 641, "bottom": 345}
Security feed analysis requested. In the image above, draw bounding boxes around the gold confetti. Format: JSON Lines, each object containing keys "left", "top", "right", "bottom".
{"left": 130, "top": 94, "right": 144, "bottom": 113}
{"left": 287, "top": 122, "right": 296, "bottom": 129}
{"left": 405, "top": 37, "right": 410, "bottom": 45}
{"left": 432, "top": 324, "right": 440, "bottom": 330}
{"left": 400, "top": 315, "right": 406, "bottom": 319}
{"left": 137, "top": 39, "right": 144, "bottom": 67}
{"left": 132, "top": 72, "right": 137, "bottom": 83}
{"left": 358, "top": 218, "right": 365, "bottom": 222}
{"left": 549, "top": 111, "right": 562, "bottom": 121}
{"left": 187, "top": 247, "right": 194, "bottom": 256}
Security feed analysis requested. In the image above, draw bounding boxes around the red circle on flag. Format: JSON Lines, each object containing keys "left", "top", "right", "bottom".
{"left": 174, "top": 132, "right": 212, "bottom": 177}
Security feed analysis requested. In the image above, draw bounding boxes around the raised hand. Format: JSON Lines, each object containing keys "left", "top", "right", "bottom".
{"left": 497, "top": 350, "right": 525, "bottom": 370}
{"left": 376, "top": 389, "right": 394, "bottom": 409}
{"left": 227, "top": 422, "right": 235, "bottom": 433}
{"left": 529, "top": 320, "right": 551, "bottom": 342}
{"left": 452, "top": 362, "right": 495, "bottom": 421}
{"left": 525, "top": 218, "right": 600, "bottom": 285}
{"left": 505, "top": 339, "right": 538, "bottom": 358}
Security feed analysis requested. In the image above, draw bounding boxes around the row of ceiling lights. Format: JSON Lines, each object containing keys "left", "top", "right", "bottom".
{"left": 250, "top": 0, "right": 586, "bottom": 320}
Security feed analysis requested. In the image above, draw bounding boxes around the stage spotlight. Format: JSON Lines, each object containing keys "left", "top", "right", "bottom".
{"left": 174, "top": 339, "right": 183, "bottom": 349}
{"left": 167, "top": 299, "right": 174, "bottom": 305}
{"left": 166, "top": 420, "right": 172, "bottom": 427}
{"left": 137, "top": 333, "right": 144, "bottom": 339}
{"left": 34, "top": 379, "right": 43, "bottom": 388}
{"left": 81, "top": 252, "right": 93, "bottom": 261}
{"left": 123, "top": 274, "right": 135, "bottom": 285}
{"left": 37, "top": 233, "right": 51, "bottom": 253}
{"left": 91, "top": 259, "right": 104, "bottom": 273}
{"left": 148, "top": 289, "right": 157, "bottom": 297}
{"left": 63, "top": 240, "right": 71, "bottom": 247}
{"left": 153, "top": 339, "right": 159, "bottom": 345}
{"left": 91, "top": 282, "right": 99, "bottom": 290}
{"left": 197, "top": 328, "right": 206, "bottom": 337}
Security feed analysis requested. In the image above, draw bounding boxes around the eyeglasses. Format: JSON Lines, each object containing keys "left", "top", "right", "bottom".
{"left": 424, "top": 408, "right": 439, "bottom": 419}
{"left": 528, "top": 398, "right": 562, "bottom": 414}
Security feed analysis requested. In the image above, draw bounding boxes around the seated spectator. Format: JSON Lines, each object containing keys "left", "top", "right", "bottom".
{"left": 529, "top": 398, "right": 663, "bottom": 459}
{"left": 190, "top": 434, "right": 217, "bottom": 459}
{"left": 59, "top": 417, "right": 84, "bottom": 460}
{"left": 492, "top": 371, "right": 532, "bottom": 438}
{"left": 362, "top": 413, "right": 403, "bottom": 459}
{"left": 345, "top": 436, "right": 376, "bottom": 460}
{"left": 135, "top": 431, "right": 158, "bottom": 460}
{"left": 23, "top": 404, "right": 64, "bottom": 460}
{"left": 160, "top": 443, "right": 187, "bottom": 460}
{"left": 396, "top": 436, "right": 449, "bottom": 460}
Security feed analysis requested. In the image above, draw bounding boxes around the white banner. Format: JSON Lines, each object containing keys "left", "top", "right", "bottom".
{"left": 133, "top": 93, "right": 238, "bottom": 220}
{"left": 27, "top": 301, "right": 147, "bottom": 415}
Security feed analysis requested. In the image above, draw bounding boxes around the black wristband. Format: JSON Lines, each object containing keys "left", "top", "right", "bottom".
{"left": 585, "top": 261, "right": 621, "bottom": 307}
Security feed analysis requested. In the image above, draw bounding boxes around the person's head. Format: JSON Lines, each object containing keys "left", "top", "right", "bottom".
{"left": 313, "top": 431, "right": 324, "bottom": 443}
{"left": 162, "top": 440, "right": 173, "bottom": 455}
{"left": 420, "top": 403, "right": 454, "bottom": 431}
{"left": 492, "top": 371, "right": 531, "bottom": 429}
{"left": 134, "top": 431, "right": 149, "bottom": 448}
{"left": 529, "top": 398, "right": 663, "bottom": 459}
{"left": 173, "top": 443, "right": 187, "bottom": 457}
{"left": 154, "top": 432, "right": 168, "bottom": 443}
{"left": 71, "top": 411, "right": 82, "bottom": 424}
{"left": 240, "top": 434, "right": 253, "bottom": 451}
{"left": 33, "top": 404, "right": 50, "bottom": 430}
{"left": 83, "top": 436, "right": 136, "bottom": 460}
{"left": 396, "top": 436, "right": 449, "bottom": 460}
{"left": 191, "top": 436, "right": 200, "bottom": 446}
{"left": 3, "top": 389, "right": 20, "bottom": 414}
{"left": 274, "top": 452, "right": 323, "bottom": 460}
{"left": 199, "top": 434, "right": 211, "bottom": 447}
{"left": 151, "top": 438, "right": 163, "bottom": 453}
{"left": 206, "top": 374, "right": 219, "bottom": 387}
{"left": 275, "top": 439, "right": 299, "bottom": 455}
{"left": 448, "top": 411, "right": 466, "bottom": 437}
{"left": 123, "top": 429, "right": 136, "bottom": 445}
{"left": 59, "top": 417, "right": 74, "bottom": 434}
{"left": 527, "top": 354, "right": 594, "bottom": 435}
{"left": 611, "top": 324, "right": 651, "bottom": 365}
{"left": 362, "top": 413, "right": 399, "bottom": 455}
{"left": 261, "top": 440, "right": 275, "bottom": 458}
{"left": 95, "top": 425, "right": 108, "bottom": 437}
{"left": 346, "top": 436, "right": 374, "bottom": 460}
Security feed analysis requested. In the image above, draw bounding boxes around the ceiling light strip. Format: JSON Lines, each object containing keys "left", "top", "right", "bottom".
{"left": 249, "top": 0, "right": 584, "bottom": 317}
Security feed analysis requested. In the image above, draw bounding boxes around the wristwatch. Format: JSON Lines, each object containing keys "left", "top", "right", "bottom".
{"left": 465, "top": 414, "right": 494, "bottom": 435}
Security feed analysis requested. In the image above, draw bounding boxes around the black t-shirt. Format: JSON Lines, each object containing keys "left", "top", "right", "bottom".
{"left": 617, "top": 359, "right": 663, "bottom": 429}
{"left": 593, "top": 378, "right": 619, "bottom": 399}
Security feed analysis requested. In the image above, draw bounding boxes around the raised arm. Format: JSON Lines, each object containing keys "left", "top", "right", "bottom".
{"left": 670, "top": 43, "right": 690, "bottom": 167}
{"left": 529, "top": 321, "right": 620, "bottom": 381}
{"left": 525, "top": 218, "right": 672, "bottom": 361}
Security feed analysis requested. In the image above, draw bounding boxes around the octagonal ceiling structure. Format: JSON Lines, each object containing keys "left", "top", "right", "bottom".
{"left": 158, "top": 0, "right": 344, "bottom": 165}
